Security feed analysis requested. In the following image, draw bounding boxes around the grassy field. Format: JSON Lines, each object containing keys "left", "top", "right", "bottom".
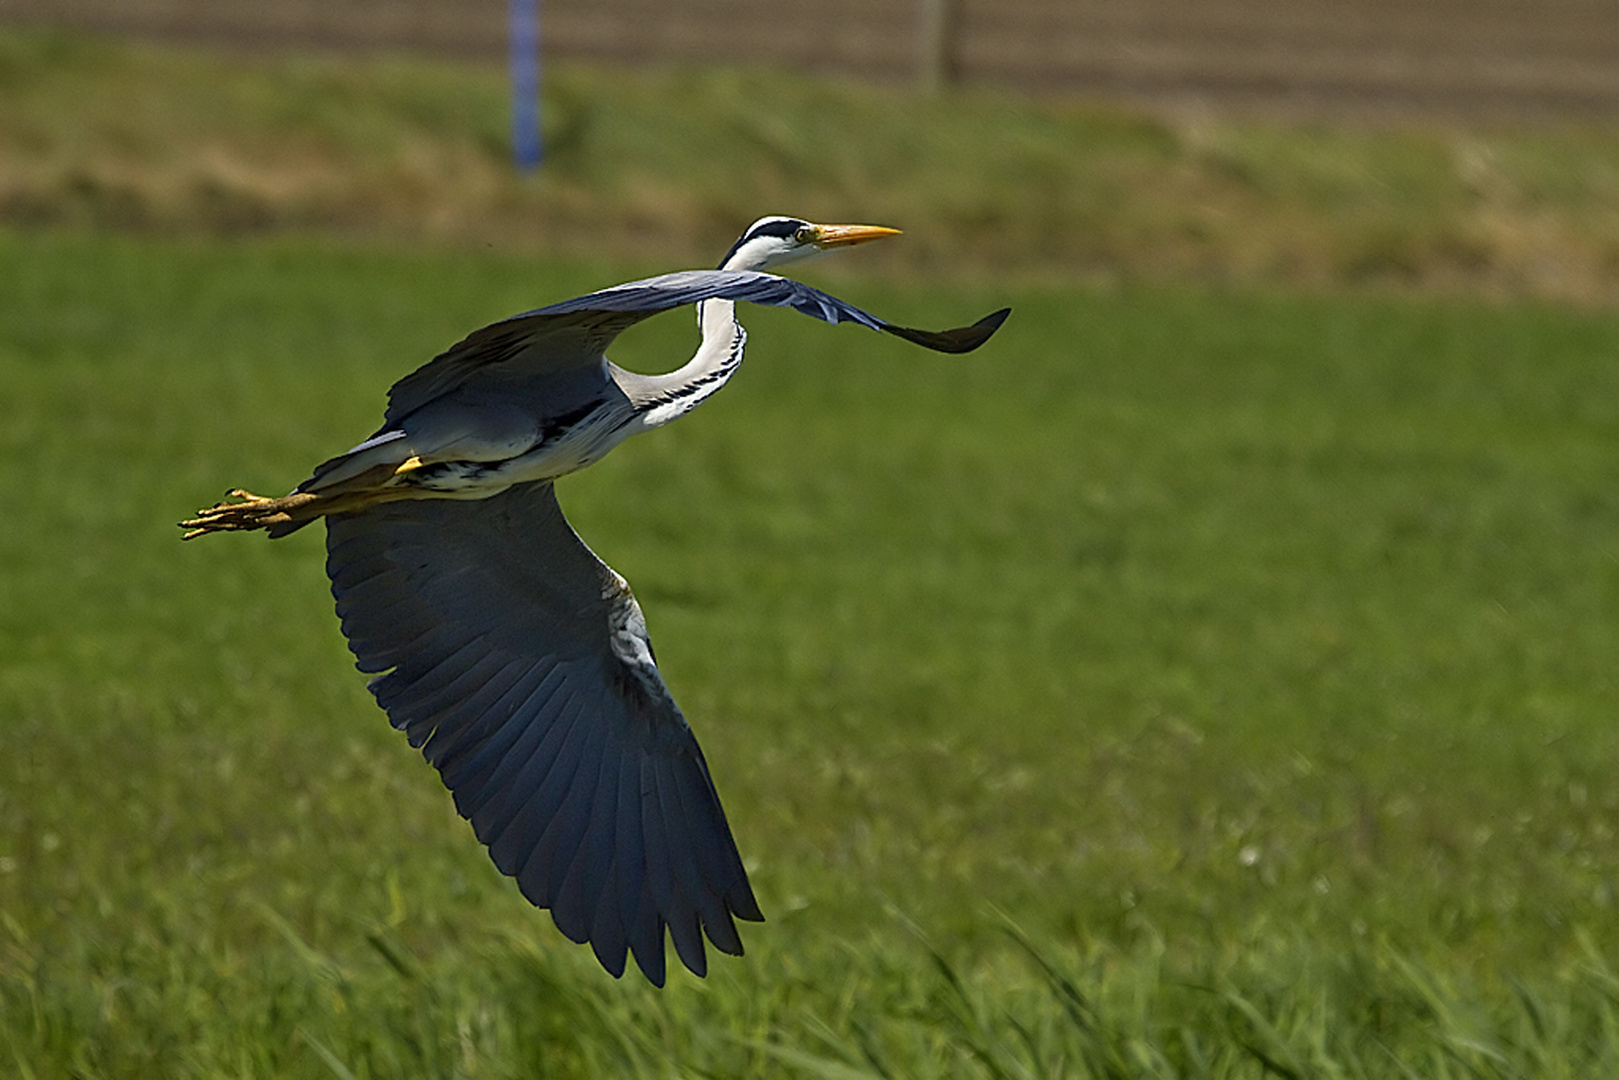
{"left": 3, "top": 222, "right": 1619, "bottom": 1076}
{"left": 3, "top": 23, "right": 1619, "bottom": 1079}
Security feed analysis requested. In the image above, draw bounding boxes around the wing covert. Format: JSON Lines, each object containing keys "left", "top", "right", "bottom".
{"left": 384, "top": 269, "right": 1010, "bottom": 421}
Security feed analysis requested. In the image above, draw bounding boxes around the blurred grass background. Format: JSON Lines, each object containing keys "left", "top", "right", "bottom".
{"left": 4, "top": 27, "right": 1619, "bottom": 300}
{"left": 2, "top": 23, "right": 1619, "bottom": 1078}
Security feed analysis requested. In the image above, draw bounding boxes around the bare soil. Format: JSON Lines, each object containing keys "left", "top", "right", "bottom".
{"left": 7, "top": 0, "right": 1619, "bottom": 123}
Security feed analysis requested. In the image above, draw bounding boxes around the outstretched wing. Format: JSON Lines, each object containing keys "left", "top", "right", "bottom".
{"left": 385, "top": 268, "right": 1011, "bottom": 422}
{"left": 325, "top": 482, "right": 762, "bottom": 986}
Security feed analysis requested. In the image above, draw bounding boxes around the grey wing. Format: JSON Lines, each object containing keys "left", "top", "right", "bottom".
{"left": 325, "top": 482, "right": 762, "bottom": 986}
{"left": 385, "top": 269, "right": 1011, "bottom": 421}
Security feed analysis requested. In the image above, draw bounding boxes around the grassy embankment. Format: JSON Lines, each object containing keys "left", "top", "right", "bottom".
{"left": 2, "top": 26, "right": 1619, "bottom": 1077}
{"left": 4, "top": 27, "right": 1619, "bottom": 300}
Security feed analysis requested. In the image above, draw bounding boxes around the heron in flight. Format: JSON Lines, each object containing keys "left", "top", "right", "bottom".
{"left": 182, "top": 216, "right": 1009, "bottom": 985}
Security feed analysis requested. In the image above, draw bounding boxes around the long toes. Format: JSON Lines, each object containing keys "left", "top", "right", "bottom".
{"left": 180, "top": 492, "right": 281, "bottom": 536}
{"left": 191, "top": 491, "right": 271, "bottom": 517}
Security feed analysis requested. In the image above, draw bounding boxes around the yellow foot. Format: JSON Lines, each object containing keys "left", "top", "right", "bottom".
{"left": 179, "top": 488, "right": 320, "bottom": 539}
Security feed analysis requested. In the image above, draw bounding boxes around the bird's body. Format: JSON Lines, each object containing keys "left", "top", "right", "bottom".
{"left": 289, "top": 272, "right": 751, "bottom": 511}
{"left": 183, "top": 218, "right": 1008, "bottom": 984}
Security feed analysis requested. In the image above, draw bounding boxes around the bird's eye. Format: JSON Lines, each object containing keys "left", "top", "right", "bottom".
{"left": 794, "top": 226, "right": 816, "bottom": 244}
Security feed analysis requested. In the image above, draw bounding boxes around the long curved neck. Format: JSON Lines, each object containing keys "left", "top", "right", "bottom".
{"left": 614, "top": 296, "right": 746, "bottom": 430}
{"left": 615, "top": 245, "right": 770, "bottom": 430}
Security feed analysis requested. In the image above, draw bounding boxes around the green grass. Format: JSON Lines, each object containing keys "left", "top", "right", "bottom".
{"left": 4, "top": 226, "right": 1619, "bottom": 1076}
{"left": 5, "top": 26, "right": 1619, "bottom": 302}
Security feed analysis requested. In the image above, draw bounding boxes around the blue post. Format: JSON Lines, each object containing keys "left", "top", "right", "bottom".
{"left": 510, "top": 0, "right": 542, "bottom": 170}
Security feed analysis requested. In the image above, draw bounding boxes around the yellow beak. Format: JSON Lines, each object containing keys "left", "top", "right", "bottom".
{"left": 810, "top": 223, "right": 903, "bottom": 249}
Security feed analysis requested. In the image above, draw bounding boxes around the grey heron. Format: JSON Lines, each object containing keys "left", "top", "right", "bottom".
{"left": 182, "top": 217, "right": 1010, "bottom": 985}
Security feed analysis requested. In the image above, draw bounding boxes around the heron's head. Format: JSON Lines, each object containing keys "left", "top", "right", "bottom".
{"left": 717, "top": 216, "right": 902, "bottom": 272}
